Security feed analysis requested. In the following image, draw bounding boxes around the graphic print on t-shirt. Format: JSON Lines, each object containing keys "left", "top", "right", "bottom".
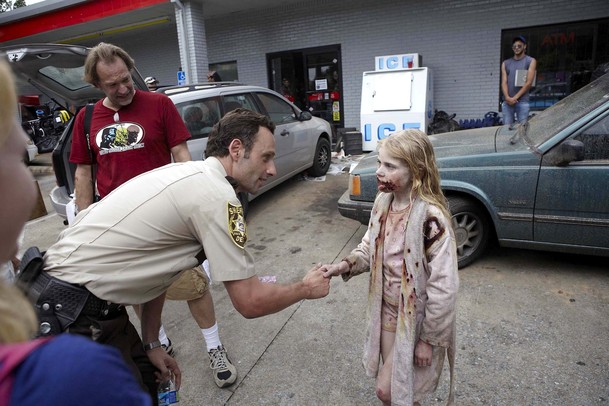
{"left": 95, "top": 122, "right": 145, "bottom": 156}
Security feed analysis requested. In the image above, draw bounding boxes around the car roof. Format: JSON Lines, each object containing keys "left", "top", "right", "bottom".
{"left": 157, "top": 82, "right": 247, "bottom": 95}
{"left": 158, "top": 82, "right": 283, "bottom": 101}
{"left": 0, "top": 43, "right": 148, "bottom": 108}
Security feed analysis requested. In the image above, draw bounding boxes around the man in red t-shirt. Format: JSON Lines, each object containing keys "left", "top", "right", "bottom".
{"left": 69, "top": 42, "right": 238, "bottom": 392}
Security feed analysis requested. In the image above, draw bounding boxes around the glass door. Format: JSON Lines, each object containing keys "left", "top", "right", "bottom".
{"left": 267, "top": 45, "right": 343, "bottom": 133}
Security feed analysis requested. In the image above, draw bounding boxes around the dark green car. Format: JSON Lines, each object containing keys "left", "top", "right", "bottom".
{"left": 339, "top": 73, "right": 609, "bottom": 268}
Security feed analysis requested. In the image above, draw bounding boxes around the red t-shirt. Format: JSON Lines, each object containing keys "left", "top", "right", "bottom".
{"left": 70, "top": 90, "right": 191, "bottom": 198}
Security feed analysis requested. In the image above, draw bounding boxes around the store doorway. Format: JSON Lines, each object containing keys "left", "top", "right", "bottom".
{"left": 267, "top": 45, "right": 343, "bottom": 137}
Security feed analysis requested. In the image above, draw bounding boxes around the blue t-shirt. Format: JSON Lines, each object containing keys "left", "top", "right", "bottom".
{"left": 504, "top": 55, "right": 534, "bottom": 102}
{"left": 10, "top": 334, "right": 151, "bottom": 406}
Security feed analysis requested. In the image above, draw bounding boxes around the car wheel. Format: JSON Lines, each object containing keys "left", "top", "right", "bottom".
{"left": 309, "top": 137, "right": 331, "bottom": 177}
{"left": 448, "top": 196, "right": 491, "bottom": 269}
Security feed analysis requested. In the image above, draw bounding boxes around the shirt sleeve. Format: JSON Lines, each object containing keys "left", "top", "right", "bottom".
{"left": 341, "top": 228, "right": 372, "bottom": 281}
{"left": 419, "top": 212, "right": 459, "bottom": 348}
{"left": 69, "top": 106, "right": 95, "bottom": 165}
{"left": 189, "top": 181, "right": 256, "bottom": 282}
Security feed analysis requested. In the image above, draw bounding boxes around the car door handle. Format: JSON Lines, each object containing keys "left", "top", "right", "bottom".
{"left": 280, "top": 129, "right": 290, "bottom": 136}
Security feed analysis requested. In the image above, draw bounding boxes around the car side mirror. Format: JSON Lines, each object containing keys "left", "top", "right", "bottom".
{"left": 299, "top": 111, "right": 312, "bottom": 121}
{"left": 547, "top": 139, "right": 585, "bottom": 166}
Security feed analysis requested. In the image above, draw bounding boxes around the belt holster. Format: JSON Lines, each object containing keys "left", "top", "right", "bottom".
{"left": 15, "top": 246, "right": 44, "bottom": 293}
{"left": 16, "top": 247, "right": 89, "bottom": 336}
{"left": 35, "top": 276, "right": 90, "bottom": 335}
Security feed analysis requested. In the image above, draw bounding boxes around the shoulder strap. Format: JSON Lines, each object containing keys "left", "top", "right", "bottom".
{"left": 83, "top": 103, "right": 96, "bottom": 201}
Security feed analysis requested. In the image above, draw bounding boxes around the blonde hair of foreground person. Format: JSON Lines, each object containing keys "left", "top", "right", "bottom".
{"left": 0, "top": 58, "right": 17, "bottom": 148}
{"left": 0, "top": 59, "right": 38, "bottom": 344}
{"left": 0, "top": 280, "right": 38, "bottom": 343}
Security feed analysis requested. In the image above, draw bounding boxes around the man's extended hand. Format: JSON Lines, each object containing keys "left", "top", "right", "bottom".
{"left": 302, "top": 264, "right": 330, "bottom": 299}
{"left": 146, "top": 347, "right": 182, "bottom": 389}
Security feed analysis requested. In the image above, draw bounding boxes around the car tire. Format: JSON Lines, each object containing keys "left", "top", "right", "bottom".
{"left": 448, "top": 196, "right": 491, "bottom": 269}
{"left": 309, "top": 137, "right": 331, "bottom": 177}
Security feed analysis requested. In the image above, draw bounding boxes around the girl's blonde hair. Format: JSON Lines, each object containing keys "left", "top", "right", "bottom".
{"left": 0, "top": 59, "right": 17, "bottom": 149}
{"left": 378, "top": 129, "right": 451, "bottom": 220}
{"left": 0, "top": 281, "right": 38, "bottom": 343}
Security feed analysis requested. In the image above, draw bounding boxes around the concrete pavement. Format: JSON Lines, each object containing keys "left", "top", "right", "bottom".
{"left": 21, "top": 157, "right": 394, "bottom": 405}
{"left": 20, "top": 155, "right": 609, "bottom": 405}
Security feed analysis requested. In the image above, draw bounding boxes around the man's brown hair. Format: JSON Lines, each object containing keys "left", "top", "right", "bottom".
{"left": 83, "top": 42, "right": 135, "bottom": 86}
{"left": 205, "top": 108, "right": 275, "bottom": 158}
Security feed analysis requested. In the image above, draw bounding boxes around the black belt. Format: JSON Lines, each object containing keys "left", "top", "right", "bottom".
{"left": 29, "top": 271, "right": 123, "bottom": 322}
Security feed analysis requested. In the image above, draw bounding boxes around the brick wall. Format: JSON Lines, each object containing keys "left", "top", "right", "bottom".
{"left": 203, "top": 0, "right": 609, "bottom": 129}
{"left": 78, "top": 0, "right": 609, "bottom": 130}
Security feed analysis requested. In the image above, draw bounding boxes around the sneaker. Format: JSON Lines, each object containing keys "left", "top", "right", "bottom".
{"left": 208, "top": 345, "right": 237, "bottom": 388}
{"left": 162, "top": 339, "right": 175, "bottom": 357}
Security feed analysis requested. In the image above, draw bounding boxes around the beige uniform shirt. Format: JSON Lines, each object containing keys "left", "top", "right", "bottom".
{"left": 44, "top": 157, "right": 255, "bottom": 304}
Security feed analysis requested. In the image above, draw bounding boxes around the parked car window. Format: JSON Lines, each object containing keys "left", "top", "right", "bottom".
{"left": 255, "top": 92, "right": 297, "bottom": 124}
{"left": 222, "top": 93, "right": 258, "bottom": 114}
{"left": 175, "top": 98, "right": 220, "bottom": 139}
{"left": 573, "top": 113, "right": 609, "bottom": 161}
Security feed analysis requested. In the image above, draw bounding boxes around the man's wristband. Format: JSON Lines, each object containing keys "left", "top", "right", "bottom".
{"left": 143, "top": 340, "right": 162, "bottom": 352}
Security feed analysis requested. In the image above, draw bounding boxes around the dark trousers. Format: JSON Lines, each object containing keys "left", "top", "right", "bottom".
{"left": 67, "top": 308, "right": 158, "bottom": 405}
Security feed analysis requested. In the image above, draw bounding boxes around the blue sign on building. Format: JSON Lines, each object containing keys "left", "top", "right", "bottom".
{"left": 177, "top": 70, "right": 186, "bottom": 85}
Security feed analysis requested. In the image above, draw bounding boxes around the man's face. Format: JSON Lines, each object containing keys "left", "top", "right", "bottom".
{"left": 0, "top": 124, "right": 36, "bottom": 261}
{"left": 512, "top": 41, "right": 526, "bottom": 56}
{"left": 234, "top": 127, "right": 277, "bottom": 194}
{"left": 96, "top": 57, "right": 135, "bottom": 108}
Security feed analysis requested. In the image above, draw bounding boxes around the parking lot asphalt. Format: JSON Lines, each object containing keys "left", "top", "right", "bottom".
{"left": 22, "top": 155, "right": 609, "bottom": 405}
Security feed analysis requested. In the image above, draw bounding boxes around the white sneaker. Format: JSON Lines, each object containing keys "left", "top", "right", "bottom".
{"left": 208, "top": 345, "right": 237, "bottom": 388}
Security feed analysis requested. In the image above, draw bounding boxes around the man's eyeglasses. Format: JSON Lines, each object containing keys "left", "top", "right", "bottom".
{"left": 512, "top": 44, "right": 524, "bottom": 49}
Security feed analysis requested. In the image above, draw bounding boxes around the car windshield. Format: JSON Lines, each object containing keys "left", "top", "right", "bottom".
{"left": 526, "top": 73, "right": 609, "bottom": 147}
{"left": 40, "top": 65, "right": 90, "bottom": 91}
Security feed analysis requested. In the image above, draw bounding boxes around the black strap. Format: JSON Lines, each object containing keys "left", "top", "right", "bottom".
{"left": 83, "top": 103, "right": 96, "bottom": 201}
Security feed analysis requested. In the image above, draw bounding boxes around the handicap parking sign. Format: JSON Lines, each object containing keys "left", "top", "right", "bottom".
{"left": 177, "top": 70, "right": 186, "bottom": 85}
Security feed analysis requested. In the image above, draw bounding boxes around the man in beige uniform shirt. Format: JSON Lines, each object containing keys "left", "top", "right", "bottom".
{"left": 23, "top": 109, "right": 330, "bottom": 403}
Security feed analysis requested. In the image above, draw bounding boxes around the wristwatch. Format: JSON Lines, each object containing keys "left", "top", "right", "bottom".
{"left": 143, "top": 340, "right": 162, "bottom": 352}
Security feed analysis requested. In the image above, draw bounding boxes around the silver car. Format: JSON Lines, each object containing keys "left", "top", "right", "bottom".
{"left": 2, "top": 44, "right": 332, "bottom": 219}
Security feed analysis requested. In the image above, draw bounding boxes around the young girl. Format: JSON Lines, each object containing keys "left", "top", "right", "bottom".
{"left": 321, "top": 129, "right": 458, "bottom": 405}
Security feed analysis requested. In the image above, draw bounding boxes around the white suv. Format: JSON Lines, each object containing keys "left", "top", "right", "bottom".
{"left": 2, "top": 44, "right": 332, "bottom": 219}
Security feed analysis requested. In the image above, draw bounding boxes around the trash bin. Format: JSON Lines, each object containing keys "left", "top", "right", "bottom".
{"left": 343, "top": 131, "right": 363, "bottom": 155}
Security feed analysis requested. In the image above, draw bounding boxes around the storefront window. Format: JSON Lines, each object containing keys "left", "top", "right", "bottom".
{"left": 208, "top": 61, "right": 238, "bottom": 82}
{"left": 502, "top": 18, "right": 609, "bottom": 111}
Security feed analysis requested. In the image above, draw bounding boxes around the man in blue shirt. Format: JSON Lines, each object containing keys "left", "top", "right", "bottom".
{"left": 501, "top": 35, "right": 537, "bottom": 128}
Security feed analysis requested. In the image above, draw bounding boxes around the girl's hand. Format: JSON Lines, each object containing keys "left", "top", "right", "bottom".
{"left": 319, "top": 261, "right": 348, "bottom": 278}
{"left": 414, "top": 339, "right": 432, "bottom": 367}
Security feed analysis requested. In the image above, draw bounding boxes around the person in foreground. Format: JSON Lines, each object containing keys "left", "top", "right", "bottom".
{"left": 71, "top": 42, "right": 236, "bottom": 389}
{"left": 320, "top": 129, "right": 459, "bottom": 406}
{"left": 20, "top": 108, "right": 330, "bottom": 402}
{"left": 0, "top": 58, "right": 150, "bottom": 406}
